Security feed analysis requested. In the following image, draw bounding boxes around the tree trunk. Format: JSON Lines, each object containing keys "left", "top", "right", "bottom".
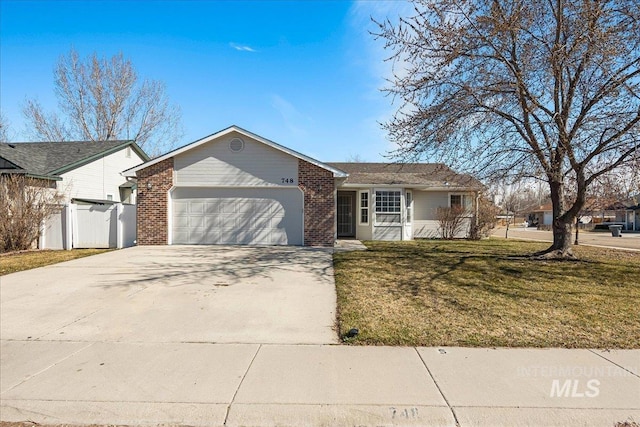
{"left": 535, "top": 179, "right": 576, "bottom": 259}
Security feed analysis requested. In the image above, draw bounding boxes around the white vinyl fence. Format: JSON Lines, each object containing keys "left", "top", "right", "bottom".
{"left": 40, "top": 203, "right": 136, "bottom": 250}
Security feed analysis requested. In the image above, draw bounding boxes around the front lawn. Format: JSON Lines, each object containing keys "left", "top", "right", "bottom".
{"left": 334, "top": 239, "right": 640, "bottom": 348}
{"left": 0, "top": 249, "right": 111, "bottom": 275}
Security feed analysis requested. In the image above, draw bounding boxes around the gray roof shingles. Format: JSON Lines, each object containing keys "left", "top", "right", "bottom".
{"left": 0, "top": 140, "right": 134, "bottom": 178}
{"left": 327, "top": 162, "right": 482, "bottom": 188}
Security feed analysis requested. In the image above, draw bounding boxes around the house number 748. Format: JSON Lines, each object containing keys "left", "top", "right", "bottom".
{"left": 281, "top": 178, "right": 295, "bottom": 184}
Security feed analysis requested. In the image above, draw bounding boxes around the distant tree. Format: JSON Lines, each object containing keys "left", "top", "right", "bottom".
{"left": 496, "top": 181, "right": 544, "bottom": 238}
{"left": 501, "top": 191, "right": 522, "bottom": 239}
{"left": 346, "top": 153, "right": 365, "bottom": 162}
{"left": 23, "top": 48, "right": 182, "bottom": 155}
{"left": 376, "top": 0, "right": 640, "bottom": 258}
{"left": 0, "top": 112, "right": 11, "bottom": 142}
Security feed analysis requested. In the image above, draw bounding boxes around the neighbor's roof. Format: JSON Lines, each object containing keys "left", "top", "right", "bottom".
{"left": 122, "top": 125, "right": 348, "bottom": 178}
{"left": 0, "top": 140, "right": 149, "bottom": 180}
{"left": 530, "top": 202, "right": 552, "bottom": 212}
{"left": 327, "top": 162, "right": 483, "bottom": 189}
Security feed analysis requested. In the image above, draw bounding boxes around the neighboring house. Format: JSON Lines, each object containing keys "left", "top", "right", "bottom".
{"left": 529, "top": 197, "right": 640, "bottom": 231}
{"left": 124, "top": 125, "right": 482, "bottom": 247}
{"left": 602, "top": 199, "right": 640, "bottom": 231}
{"left": 626, "top": 204, "right": 640, "bottom": 231}
{"left": 0, "top": 140, "right": 149, "bottom": 204}
{"left": 529, "top": 203, "right": 553, "bottom": 227}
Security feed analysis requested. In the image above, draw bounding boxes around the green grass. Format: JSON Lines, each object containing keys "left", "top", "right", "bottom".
{"left": 0, "top": 249, "right": 112, "bottom": 275}
{"left": 334, "top": 238, "right": 640, "bottom": 348}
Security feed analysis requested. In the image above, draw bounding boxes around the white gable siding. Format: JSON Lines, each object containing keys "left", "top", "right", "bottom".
{"left": 58, "top": 147, "right": 145, "bottom": 203}
{"left": 174, "top": 132, "right": 299, "bottom": 187}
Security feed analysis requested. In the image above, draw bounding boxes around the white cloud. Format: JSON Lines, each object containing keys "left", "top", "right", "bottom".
{"left": 348, "top": 0, "right": 414, "bottom": 83}
{"left": 270, "top": 94, "right": 312, "bottom": 138}
{"left": 347, "top": 0, "right": 415, "bottom": 154}
{"left": 229, "top": 43, "right": 257, "bottom": 52}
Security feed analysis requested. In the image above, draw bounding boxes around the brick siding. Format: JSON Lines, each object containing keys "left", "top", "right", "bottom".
{"left": 136, "top": 158, "right": 173, "bottom": 245}
{"left": 298, "top": 159, "right": 335, "bottom": 246}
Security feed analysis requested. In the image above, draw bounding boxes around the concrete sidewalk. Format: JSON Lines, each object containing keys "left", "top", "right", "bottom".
{"left": 1, "top": 342, "right": 638, "bottom": 426}
{"left": 492, "top": 227, "right": 640, "bottom": 251}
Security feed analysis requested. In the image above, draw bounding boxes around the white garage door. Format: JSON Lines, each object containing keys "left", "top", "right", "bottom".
{"left": 172, "top": 187, "right": 303, "bottom": 245}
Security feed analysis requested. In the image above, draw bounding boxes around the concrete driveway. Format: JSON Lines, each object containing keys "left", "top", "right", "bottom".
{"left": 0, "top": 245, "right": 338, "bottom": 344}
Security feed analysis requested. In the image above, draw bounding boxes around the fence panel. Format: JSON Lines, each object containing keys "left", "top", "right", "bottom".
{"left": 74, "top": 204, "right": 117, "bottom": 248}
{"left": 40, "top": 207, "right": 66, "bottom": 250}
{"left": 40, "top": 203, "right": 137, "bottom": 249}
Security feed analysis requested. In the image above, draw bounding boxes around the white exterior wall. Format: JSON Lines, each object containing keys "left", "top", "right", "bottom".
{"left": 412, "top": 190, "right": 474, "bottom": 238}
{"left": 413, "top": 191, "right": 448, "bottom": 238}
{"left": 58, "top": 147, "right": 144, "bottom": 203}
{"left": 174, "top": 132, "right": 299, "bottom": 187}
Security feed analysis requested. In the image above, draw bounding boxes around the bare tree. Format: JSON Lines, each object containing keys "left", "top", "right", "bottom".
{"left": 470, "top": 193, "right": 499, "bottom": 239}
{"left": 436, "top": 206, "right": 467, "bottom": 239}
{"left": 346, "top": 153, "right": 366, "bottom": 162}
{"left": 376, "top": 0, "right": 640, "bottom": 258}
{"left": 23, "top": 49, "right": 182, "bottom": 155}
{"left": 496, "top": 181, "right": 543, "bottom": 238}
{"left": 0, "top": 175, "right": 64, "bottom": 252}
{"left": 501, "top": 192, "right": 519, "bottom": 239}
{"left": 0, "top": 112, "right": 11, "bottom": 142}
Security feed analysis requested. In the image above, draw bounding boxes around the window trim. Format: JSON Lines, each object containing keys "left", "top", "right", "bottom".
{"left": 374, "top": 189, "right": 402, "bottom": 214}
{"left": 359, "top": 190, "right": 369, "bottom": 226}
{"left": 406, "top": 190, "right": 413, "bottom": 224}
{"left": 374, "top": 188, "right": 402, "bottom": 226}
{"left": 448, "top": 192, "right": 473, "bottom": 213}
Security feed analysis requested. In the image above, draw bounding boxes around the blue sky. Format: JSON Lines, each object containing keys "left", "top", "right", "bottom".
{"left": 0, "top": 0, "right": 410, "bottom": 161}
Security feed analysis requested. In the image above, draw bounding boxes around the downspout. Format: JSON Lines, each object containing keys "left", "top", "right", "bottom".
{"left": 475, "top": 191, "right": 480, "bottom": 227}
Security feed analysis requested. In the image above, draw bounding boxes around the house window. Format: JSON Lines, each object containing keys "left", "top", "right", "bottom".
{"left": 406, "top": 191, "right": 413, "bottom": 223}
{"left": 106, "top": 194, "right": 113, "bottom": 201}
{"left": 125, "top": 147, "right": 132, "bottom": 158}
{"left": 359, "top": 191, "right": 369, "bottom": 225}
{"left": 375, "top": 190, "right": 401, "bottom": 213}
{"left": 450, "top": 194, "right": 473, "bottom": 211}
{"left": 375, "top": 190, "right": 401, "bottom": 224}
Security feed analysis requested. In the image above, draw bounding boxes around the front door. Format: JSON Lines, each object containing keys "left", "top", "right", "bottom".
{"left": 337, "top": 192, "right": 356, "bottom": 237}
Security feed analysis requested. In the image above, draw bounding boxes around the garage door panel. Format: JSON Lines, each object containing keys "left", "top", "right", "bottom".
{"left": 173, "top": 201, "right": 189, "bottom": 215}
{"left": 204, "top": 202, "right": 218, "bottom": 214}
{"left": 173, "top": 216, "right": 190, "bottom": 228}
{"left": 172, "top": 188, "right": 303, "bottom": 245}
{"left": 190, "top": 201, "right": 205, "bottom": 214}
{"left": 173, "top": 230, "right": 189, "bottom": 244}
{"left": 190, "top": 216, "right": 205, "bottom": 228}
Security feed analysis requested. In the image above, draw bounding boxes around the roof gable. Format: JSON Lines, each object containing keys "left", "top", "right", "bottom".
{"left": 123, "top": 125, "right": 347, "bottom": 177}
{"left": 0, "top": 140, "right": 149, "bottom": 179}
